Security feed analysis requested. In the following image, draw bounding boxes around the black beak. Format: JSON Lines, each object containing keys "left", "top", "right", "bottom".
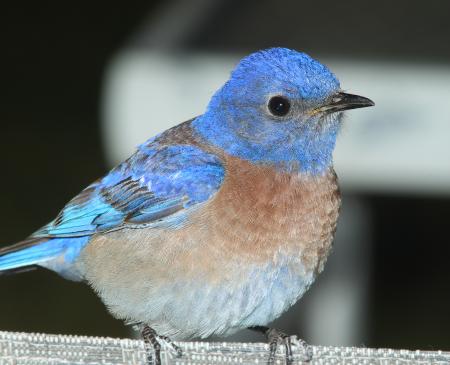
{"left": 316, "top": 92, "right": 375, "bottom": 114}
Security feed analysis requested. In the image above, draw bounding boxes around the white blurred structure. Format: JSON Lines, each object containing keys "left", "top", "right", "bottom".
{"left": 100, "top": 50, "right": 450, "bottom": 347}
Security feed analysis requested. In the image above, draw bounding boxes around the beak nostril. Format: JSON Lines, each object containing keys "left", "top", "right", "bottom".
{"left": 332, "top": 96, "right": 342, "bottom": 103}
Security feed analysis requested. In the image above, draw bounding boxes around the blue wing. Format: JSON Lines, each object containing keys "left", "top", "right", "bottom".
{"left": 34, "top": 144, "right": 225, "bottom": 238}
{"left": 0, "top": 133, "right": 225, "bottom": 278}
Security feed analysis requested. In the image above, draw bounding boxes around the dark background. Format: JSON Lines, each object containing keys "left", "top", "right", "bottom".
{"left": 1, "top": 0, "right": 449, "bottom": 350}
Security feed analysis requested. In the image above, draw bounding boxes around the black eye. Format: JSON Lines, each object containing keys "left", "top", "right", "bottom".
{"left": 268, "top": 96, "right": 291, "bottom": 117}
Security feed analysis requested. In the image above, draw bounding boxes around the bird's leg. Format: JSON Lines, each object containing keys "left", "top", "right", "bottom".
{"left": 249, "top": 326, "right": 313, "bottom": 365}
{"left": 142, "top": 326, "right": 161, "bottom": 365}
{"left": 141, "top": 325, "right": 182, "bottom": 365}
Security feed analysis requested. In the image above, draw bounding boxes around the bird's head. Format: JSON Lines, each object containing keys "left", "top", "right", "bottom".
{"left": 193, "top": 48, "right": 374, "bottom": 174}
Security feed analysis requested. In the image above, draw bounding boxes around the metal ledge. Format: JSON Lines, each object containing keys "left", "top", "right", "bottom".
{"left": 0, "top": 331, "right": 449, "bottom": 364}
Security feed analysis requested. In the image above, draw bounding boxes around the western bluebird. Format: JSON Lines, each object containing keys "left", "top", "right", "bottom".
{"left": 0, "top": 48, "right": 374, "bottom": 364}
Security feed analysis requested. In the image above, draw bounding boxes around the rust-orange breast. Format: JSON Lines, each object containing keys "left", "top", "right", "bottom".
{"left": 181, "top": 154, "right": 341, "bottom": 275}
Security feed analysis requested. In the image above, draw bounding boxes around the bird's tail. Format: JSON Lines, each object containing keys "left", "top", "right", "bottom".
{"left": 0, "top": 237, "right": 64, "bottom": 274}
{"left": 0, "top": 236, "right": 89, "bottom": 280}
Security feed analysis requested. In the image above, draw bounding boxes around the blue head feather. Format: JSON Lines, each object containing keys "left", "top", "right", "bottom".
{"left": 193, "top": 47, "right": 342, "bottom": 174}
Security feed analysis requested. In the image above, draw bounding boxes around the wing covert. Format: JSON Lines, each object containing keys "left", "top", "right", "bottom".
{"left": 32, "top": 143, "right": 225, "bottom": 238}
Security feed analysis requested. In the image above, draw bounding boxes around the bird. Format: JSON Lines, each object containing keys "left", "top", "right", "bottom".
{"left": 0, "top": 47, "right": 374, "bottom": 365}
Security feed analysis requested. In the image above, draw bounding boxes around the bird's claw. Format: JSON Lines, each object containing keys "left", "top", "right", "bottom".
{"left": 157, "top": 333, "right": 183, "bottom": 358}
{"left": 266, "top": 328, "right": 313, "bottom": 365}
{"left": 141, "top": 325, "right": 182, "bottom": 365}
{"left": 266, "top": 328, "right": 292, "bottom": 364}
{"left": 294, "top": 337, "right": 314, "bottom": 362}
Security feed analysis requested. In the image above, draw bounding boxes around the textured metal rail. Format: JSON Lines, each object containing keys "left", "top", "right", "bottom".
{"left": 0, "top": 331, "right": 449, "bottom": 365}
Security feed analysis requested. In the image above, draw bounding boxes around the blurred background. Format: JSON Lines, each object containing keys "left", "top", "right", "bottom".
{"left": 1, "top": 0, "right": 449, "bottom": 351}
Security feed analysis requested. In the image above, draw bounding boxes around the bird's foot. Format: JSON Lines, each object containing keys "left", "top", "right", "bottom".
{"left": 156, "top": 333, "right": 183, "bottom": 358}
{"left": 250, "top": 326, "right": 313, "bottom": 365}
{"left": 141, "top": 325, "right": 182, "bottom": 365}
{"left": 292, "top": 336, "right": 313, "bottom": 363}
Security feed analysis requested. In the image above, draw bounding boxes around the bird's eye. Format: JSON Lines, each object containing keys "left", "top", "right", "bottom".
{"left": 268, "top": 96, "right": 291, "bottom": 117}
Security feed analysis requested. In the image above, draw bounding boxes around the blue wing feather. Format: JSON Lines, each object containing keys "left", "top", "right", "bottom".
{"left": 32, "top": 144, "right": 225, "bottom": 238}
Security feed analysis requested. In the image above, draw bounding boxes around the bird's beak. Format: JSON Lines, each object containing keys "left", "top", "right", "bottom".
{"left": 313, "top": 92, "right": 375, "bottom": 115}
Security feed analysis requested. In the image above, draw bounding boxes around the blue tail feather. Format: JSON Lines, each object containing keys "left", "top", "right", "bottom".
{"left": 0, "top": 236, "right": 90, "bottom": 280}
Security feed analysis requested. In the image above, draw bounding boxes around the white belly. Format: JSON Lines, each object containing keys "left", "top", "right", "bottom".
{"left": 87, "top": 246, "right": 315, "bottom": 339}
